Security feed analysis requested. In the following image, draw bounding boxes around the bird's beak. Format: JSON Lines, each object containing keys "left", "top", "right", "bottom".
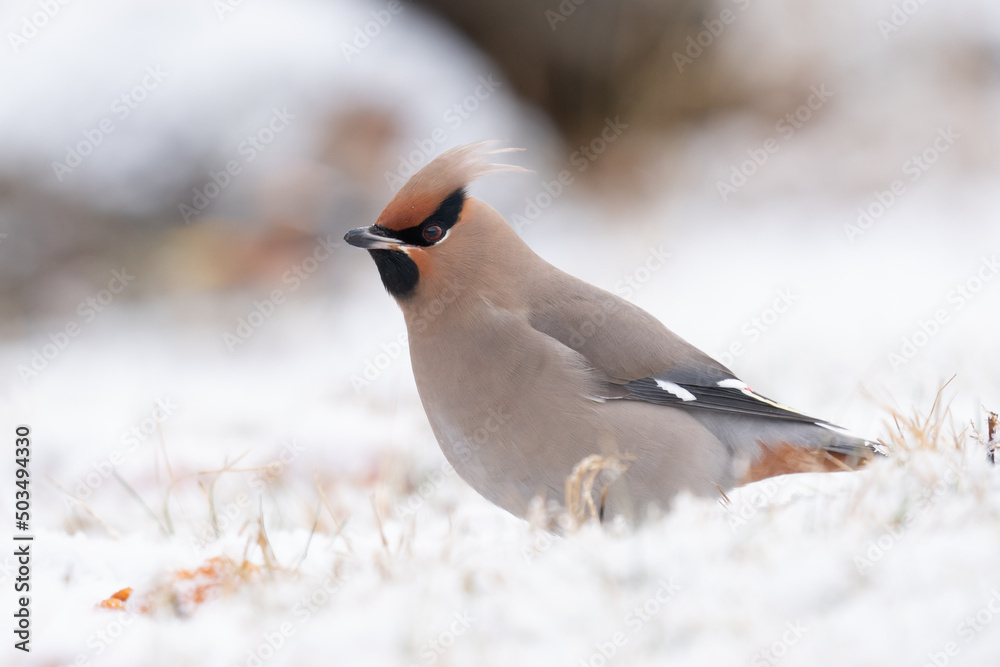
{"left": 343, "top": 226, "right": 403, "bottom": 250}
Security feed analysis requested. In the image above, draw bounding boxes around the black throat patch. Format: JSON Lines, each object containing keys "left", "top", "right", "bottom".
{"left": 369, "top": 249, "right": 419, "bottom": 298}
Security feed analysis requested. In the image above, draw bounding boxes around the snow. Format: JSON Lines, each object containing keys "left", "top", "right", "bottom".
{"left": 2, "top": 0, "right": 1000, "bottom": 665}
{"left": 9, "top": 444, "right": 1000, "bottom": 666}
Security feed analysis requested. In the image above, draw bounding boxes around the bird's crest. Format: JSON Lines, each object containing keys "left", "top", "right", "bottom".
{"left": 376, "top": 141, "right": 528, "bottom": 231}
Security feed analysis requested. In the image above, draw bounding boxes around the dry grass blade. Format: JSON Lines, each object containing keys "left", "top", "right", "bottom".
{"left": 290, "top": 502, "right": 322, "bottom": 572}
{"left": 198, "top": 478, "right": 220, "bottom": 539}
{"left": 112, "top": 470, "right": 171, "bottom": 536}
{"left": 564, "top": 454, "right": 633, "bottom": 527}
{"left": 47, "top": 476, "right": 122, "bottom": 539}
{"left": 255, "top": 512, "right": 279, "bottom": 572}
{"left": 921, "top": 374, "right": 955, "bottom": 433}
{"left": 370, "top": 494, "right": 390, "bottom": 551}
{"left": 315, "top": 473, "right": 355, "bottom": 554}
{"left": 878, "top": 378, "right": 963, "bottom": 453}
{"left": 186, "top": 452, "right": 256, "bottom": 542}
{"left": 195, "top": 450, "right": 255, "bottom": 476}
{"left": 155, "top": 417, "right": 177, "bottom": 535}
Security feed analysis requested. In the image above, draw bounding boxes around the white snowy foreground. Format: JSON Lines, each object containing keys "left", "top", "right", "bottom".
{"left": 6, "top": 385, "right": 1000, "bottom": 667}
{"left": 3, "top": 0, "right": 1000, "bottom": 665}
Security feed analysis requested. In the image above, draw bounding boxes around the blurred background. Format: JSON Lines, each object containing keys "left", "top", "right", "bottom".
{"left": 2, "top": 0, "right": 1000, "bottom": 510}
{"left": 2, "top": 0, "right": 1000, "bottom": 664}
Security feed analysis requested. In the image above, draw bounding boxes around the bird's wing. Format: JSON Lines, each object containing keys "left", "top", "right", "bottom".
{"left": 526, "top": 276, "right": 887, "bottom": 456}
{"left": 624, "top": 374, "right": 817, "bottom": 423}
{"left": 527, "top": 272, "right": 813, "bottom": 420}
{"left": 527, "top": 281, "right": 733, "bottom": 384}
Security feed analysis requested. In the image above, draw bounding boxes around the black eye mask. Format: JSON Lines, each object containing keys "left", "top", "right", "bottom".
{"left": 372, "top": 187, "right": 466, "bottom": 247}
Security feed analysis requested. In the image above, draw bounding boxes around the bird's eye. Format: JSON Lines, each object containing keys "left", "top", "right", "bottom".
{"left": 422, "top": 224, "right": 443, "bottom": 243}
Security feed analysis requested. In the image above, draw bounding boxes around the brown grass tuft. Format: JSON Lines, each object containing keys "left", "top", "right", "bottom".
{"left": 875, "top": 377, "right": 965, "bottom": 454}
{"left": 564, "top": 453, "right": 633, "bottom": 528}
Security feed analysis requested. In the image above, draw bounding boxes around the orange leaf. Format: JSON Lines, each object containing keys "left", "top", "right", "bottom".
{"left": 97, "top": 588, "right": 133, "bottom": 610}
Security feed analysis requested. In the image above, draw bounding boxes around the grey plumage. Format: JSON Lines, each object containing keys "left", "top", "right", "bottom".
{"left": 345, "top": 143, "right": 885, "bottom": 523}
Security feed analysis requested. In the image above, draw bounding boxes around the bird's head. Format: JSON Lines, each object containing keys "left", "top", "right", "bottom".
{"left": 344, "top": 142, "right": 527, "bottom": 300}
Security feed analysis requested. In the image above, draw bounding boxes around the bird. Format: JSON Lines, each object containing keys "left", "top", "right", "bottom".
{"left": 344, "top": 142, "right": 887, "bottom": 523}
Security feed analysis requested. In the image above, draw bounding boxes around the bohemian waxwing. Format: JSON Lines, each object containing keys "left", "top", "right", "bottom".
{"left": 345, "top": 142, "right": 887, "bottom": 523}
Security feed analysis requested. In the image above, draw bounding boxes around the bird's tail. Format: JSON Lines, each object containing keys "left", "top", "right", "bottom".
{"left": 686, "top": 410, "right": 888, "bottom": 486}
{"left": 739, "top": 421, "right": 888, "bottom": 485}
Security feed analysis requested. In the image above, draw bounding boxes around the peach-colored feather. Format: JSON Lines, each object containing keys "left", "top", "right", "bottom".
{"left": 376, "top": 141, "right": 528, "bottom": 231}
{"left": 739, "top": 441, "right": 860, "bottom": 485}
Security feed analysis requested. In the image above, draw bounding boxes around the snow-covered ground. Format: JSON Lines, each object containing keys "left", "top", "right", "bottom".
{"left": 2, "top": 0, "right": 1000, "bottom": 665}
